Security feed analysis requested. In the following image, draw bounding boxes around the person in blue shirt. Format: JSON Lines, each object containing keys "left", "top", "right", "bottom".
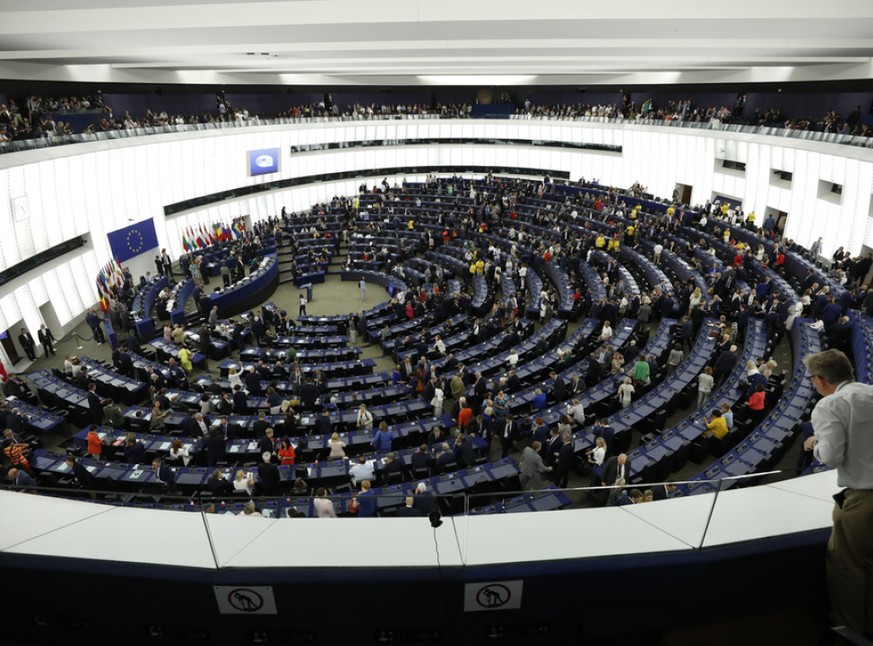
{"left": 354, "top": 480, "right": 376, "bottom": 517}
{"left": 371, "top": 421, "right": 394, "bottom": 453}
{"left": 531, "top": 388, "right": 547, "bottom": 410}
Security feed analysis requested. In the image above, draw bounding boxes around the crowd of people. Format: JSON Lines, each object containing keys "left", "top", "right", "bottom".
{"left": 4, "top": 86, "right": 870, "bottom": 145}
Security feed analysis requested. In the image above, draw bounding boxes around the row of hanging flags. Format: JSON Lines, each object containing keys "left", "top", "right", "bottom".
{"left": 95, "top": 257, "right": 124, "bottom": 312}
{"left": 181, "top": 221, "right": 245, "bottom": 253}
{"left": 94, "top": 221, "right": 247, "bottom": 312}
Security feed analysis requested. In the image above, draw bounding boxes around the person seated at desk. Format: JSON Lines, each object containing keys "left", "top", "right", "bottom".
{"left": 396, "top": 496, "right": 423, "bottom": 517}
{"left": 206, "top": 469, "right": 233, "bottom": 497}
{"left": 167, "top": 358, "right": 189, "bottom": 391}
{"left": 73, "top": 366, "right": 90, "bottom": 390}
{"left": 377, "top": 452, "right": 402, "bottom": 482}
{"left": 703, "top": 408, "right": 729, "bottom": 440}
{"left": 349, "top": 455, "right": 375, "bottom": 485}
{"left": 410, "top": 444, "right": 434, "bottom": 476}
{"left": 150, "top": 399, "right": 169, "bottom": 431}
{"left": 435, "top": 443, "right": 458, "bottom": 474}
{"left": 167, "top": 438, "right": 192, "bottom": 466}
{"left": 327, "top": 432, "right": 346, "bottom": 459}
{"left": 86, "top": 424, "right": 103, "bottom": 459}
{"left": 233, "top": 469, "right": 254, "bottom": 496}
{"left": 123, "top": 433, "right": 147, "bottom": 464}
{"left": 103, "top": 399, "right": 125, "bottom": 428}
{"left": 256, "top": 451, "right": 281, "bottom": 496}
{"left": 412, "top": 482, "right": 436, "bottom": 515}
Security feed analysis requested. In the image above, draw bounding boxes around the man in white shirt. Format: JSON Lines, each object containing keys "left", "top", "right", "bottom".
{"left": 349, "top": 455, "right": 376, "bottom": 485}
{"left": 803, "top": 349, "right": 873, "bottom": 636}
{"left": 508, "top": 349, "right": 519, "bottom": 367}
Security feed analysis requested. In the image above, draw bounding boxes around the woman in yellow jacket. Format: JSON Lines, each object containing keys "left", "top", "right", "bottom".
{"left": 595, "top": 234, "right": 605, "bottom": 249}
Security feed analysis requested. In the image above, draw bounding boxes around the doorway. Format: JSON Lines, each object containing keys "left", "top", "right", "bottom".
{"left": 674, "top": 183, "right": 693, "bottom": 205}
{"left": 2, "top": 321, "right": 23, "bottom": 366}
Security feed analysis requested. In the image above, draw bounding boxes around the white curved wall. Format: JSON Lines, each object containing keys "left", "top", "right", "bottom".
{"left": 0, "top": 119, "right": 870, "bottom": 344}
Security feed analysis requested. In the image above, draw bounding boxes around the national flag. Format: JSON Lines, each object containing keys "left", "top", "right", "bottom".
{"left": 182, "top": 229, "right": 190, "bottom": 253}
{"left": 223, "top": 223, "right": 233, "bottom": 241}
{"left": 194, "top": 226, "right": 205, "bottom": 249}
{"left": 232, "top": 220, "right": 243, "bottom": 238}
{"left": 99, "top": 295, "right": 109, "bottom": 313}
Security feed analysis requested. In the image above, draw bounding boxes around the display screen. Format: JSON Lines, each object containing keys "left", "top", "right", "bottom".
{"left": 248, "top": 148, "right": 280, "bottom": 176}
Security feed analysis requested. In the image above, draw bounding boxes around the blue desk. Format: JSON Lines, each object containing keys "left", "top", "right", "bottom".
{"left": 209, "top": 254, "right": 279, "bottom": 318}
{"left": 132, "top": 275, "right": 168, "bottom": 339}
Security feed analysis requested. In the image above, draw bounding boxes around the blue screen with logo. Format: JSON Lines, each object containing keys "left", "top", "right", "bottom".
{"left": 248, "top": 148, "right": 280, "bottom": 176}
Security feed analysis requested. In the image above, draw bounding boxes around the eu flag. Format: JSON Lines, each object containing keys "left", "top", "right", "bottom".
{"left": 107, "top": 218, "right": 159, "bottom": 263}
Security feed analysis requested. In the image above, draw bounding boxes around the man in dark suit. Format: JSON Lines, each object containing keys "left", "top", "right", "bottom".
{"left": 568, "top": 373, "right": 586, "bottom": 395}
{"left": 252, "top": 412, "right": 271, "bottom": 437}
{"left": 435, "top": 443, "right": 458, "bottom": 474}
{"left": 454, "top": 433, "right": 477, "bottom": 468}
{"left": 244, "top": 367, "right": 262, "bottom": 396}
{"left": 215, "top": 416, "right": 234, "bottom": 440}
{"left": 396, "top": 496, "right": 423, "bottom": 517}
{"left": 232, "top": 385, "right": 248, "bottom": 414}
{"left": 499, "top": 414, "right": 520, "bottom": 458}
{"left": 298, "top": 380, "right": 320, "bottom": 409}
{"left": 545, "top": 428, "right": 563, "bottom": 468}
{"left": 549, "top": 370, "right": 567, "bottom": 403}
{"left": 152, "top": 457, "right": 176, "bottom": 489}
{"left": 65, "top": 456, "right": 97, "bottom": 490}
{"left": 250, "top": 312, "right": 266, "bottom": 345}
{"left": 17, "top": 328, "right": 36, "bottom": 361}
{"left": 206, "top": 469, "right": 233, "bottom": 496}
{"left": 712, "top": 345, "right": 738, "bottom": 386}
{"left": 258, "top": 428, "right": 276, "bottom": 457}
{"left": 37, "top": 324, "right": 56, "bottom": 357}
{"left": 203, "top": 430, "right": 226, "bottom": 466}
{"left": 314, "top": 409, "right": 333, "bottom": 436}
{"left": 115, "top": 345, "right": 134, "bottom": 377}
{"left": 256, "top": 451, "right": 281, "bottom": 495}
{"left": 86, "top": 383, "right": 103, "bottom": 425}
{"left": 410, "top": 444, "right": 434, "bottom": 476}
{"left": 602, "top": 453, "right": 632, "bottom": 487}
{"left": 123, "top": 435, "right": 147, "bottom": 464}
{"left": 552, "top": 432, "right": 575, "bottom": 488}
{"left": 377, "top": 452, "right": 403, "bottom": 482}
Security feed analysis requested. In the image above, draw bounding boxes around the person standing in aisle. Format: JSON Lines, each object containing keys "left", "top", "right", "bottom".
{"left": 359, "top": 276, "right": 367, "bottom": 302}
{"left": 802, "top": 349, "right": 873, "bottom": 637}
